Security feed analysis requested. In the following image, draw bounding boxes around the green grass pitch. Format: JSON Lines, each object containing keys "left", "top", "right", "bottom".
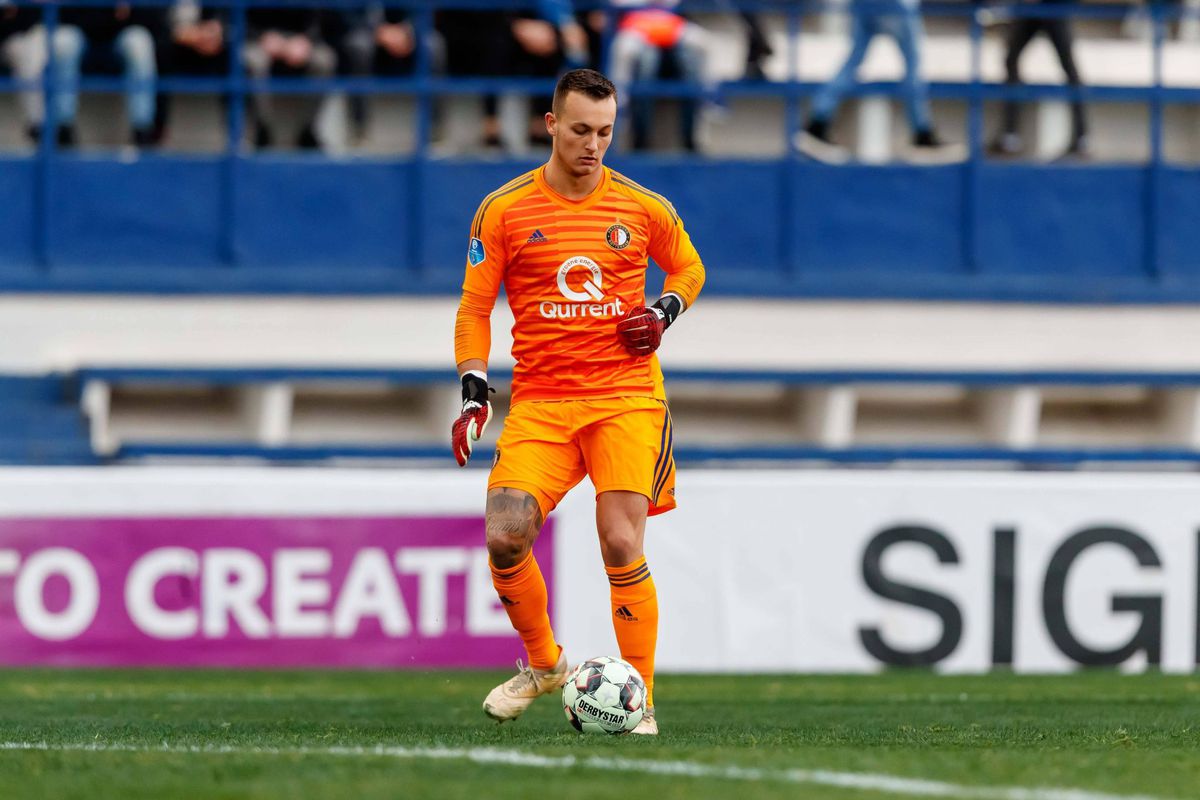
{"left": 1, "top": 669, "right": 1197, "bottom": 800}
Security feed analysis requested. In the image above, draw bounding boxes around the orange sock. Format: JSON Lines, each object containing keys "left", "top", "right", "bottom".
{"left": 606, "top": 556, "right": 658, "bottom": 708}
{"left": 490, "top": 552, "right": 560, "bottom": 670}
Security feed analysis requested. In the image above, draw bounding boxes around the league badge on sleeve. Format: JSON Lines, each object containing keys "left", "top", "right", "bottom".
{"left": 468, "top": 237, "right": 487, "bottom": 267}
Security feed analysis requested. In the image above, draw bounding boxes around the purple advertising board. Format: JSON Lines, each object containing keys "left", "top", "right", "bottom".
{"left": 0, "top": 516, "right": 554, "bottom": 668}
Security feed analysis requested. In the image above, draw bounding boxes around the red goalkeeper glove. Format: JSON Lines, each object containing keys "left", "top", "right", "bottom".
{"left": 616, "top": 295, "right": 682, "bottom": 357}
{"left": 451, "top": 372, "right": 492, "bottom": 467}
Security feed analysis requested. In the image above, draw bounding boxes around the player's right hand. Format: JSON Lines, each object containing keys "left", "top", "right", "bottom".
{"left": 616, "top": 305, "right": 666, "bottom": 357}
{"left": 452, "top": 373, "right": 492, "bottom": 467}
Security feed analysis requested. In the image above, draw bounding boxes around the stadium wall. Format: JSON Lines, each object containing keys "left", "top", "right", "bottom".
{"left": 4, "top": 157, "right": 1200, "bottom": 301}
{"left": 1, "top": 467, "right": 1196, "bottom": 673}
{"left": 15, "top": 297, "right": 1200, "bottom": 375}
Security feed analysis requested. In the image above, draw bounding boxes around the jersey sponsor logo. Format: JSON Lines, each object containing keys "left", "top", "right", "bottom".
{"left": 556, "top": 256, "right": 604, "bottom": 302}
{"left": 467, "top": 237, "right": 487, "bottom": 267}
{"left": 541, "top": 256, "right": 627, "bottom": 320}
{"left": 605, "top": 223, "right": 632, "bottom": 250}
{"left": 527, "top": 229, "right": 549, "bottom": 244}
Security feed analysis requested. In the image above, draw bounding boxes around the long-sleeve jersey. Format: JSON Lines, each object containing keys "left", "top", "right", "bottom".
{"left": 455, "top": 165, "right": 705, "bottom": 405}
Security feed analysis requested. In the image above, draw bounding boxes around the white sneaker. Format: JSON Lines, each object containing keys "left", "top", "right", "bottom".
{"left": 795, "top": 130, "right": 850, "bottom": 165}
{"left": 630, "top": 707, "right": 657, "bottom": 735}
{"left": 482, "top": 650, "right": 569, "bottom": 722}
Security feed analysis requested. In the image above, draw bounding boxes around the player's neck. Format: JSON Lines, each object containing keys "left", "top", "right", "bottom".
{"left": 543, "top": 158, "right": 603, "bottom": 201}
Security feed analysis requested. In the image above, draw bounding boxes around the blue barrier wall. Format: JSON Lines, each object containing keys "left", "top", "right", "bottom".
{"left": 3, "top": 154, "right": 1199, "bottom": 301}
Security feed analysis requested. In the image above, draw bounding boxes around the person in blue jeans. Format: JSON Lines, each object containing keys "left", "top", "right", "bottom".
{"left": 54, "top": 4, "right": 165, "bottom": 147}
{"left": 797, "top": 0, "right": 954, "bottom": 163}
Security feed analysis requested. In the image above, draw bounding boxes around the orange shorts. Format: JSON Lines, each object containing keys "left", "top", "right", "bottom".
{"left": 488, "top": 396, "right": 676, "bottom": 521}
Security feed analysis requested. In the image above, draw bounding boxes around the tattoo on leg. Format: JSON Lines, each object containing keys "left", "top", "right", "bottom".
{"left": 486, "top": 489, "right": 543, "bottom": 536}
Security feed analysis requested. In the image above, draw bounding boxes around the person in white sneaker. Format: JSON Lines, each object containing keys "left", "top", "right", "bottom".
{"left": 796, "top": 0, "right": 960, "bottom": 163}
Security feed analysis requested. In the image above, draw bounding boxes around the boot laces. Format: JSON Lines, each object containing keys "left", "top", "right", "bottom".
{"left": 508, "top": 659, "right": 538, "bottom": 693}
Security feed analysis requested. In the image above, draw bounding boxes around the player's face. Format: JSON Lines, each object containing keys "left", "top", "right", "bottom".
{"left": 548, "top": 91, "right": 617, "bottom": 177}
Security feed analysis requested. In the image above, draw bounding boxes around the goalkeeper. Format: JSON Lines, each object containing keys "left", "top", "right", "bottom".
{"left": 452, "top": 68, "right": 705, "bottom": 737}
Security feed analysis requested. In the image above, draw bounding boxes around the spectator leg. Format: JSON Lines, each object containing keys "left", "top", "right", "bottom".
{"left": 476, "top": 19, "right": 514, "bottom": 147}
{"left": 675, "top": 25, "right": 710, "bottom": 152}
{"left": 1000, "top": 20, "right": 1038, "bottom": 139}
{"left": 341, "top": 28, "right": 374, "bottom": 139}
{"left": 610, "top": 29, "right": 660, "bottom": 150}
{"left": 424, "top": 29, "right": 446, "bottom": 74}
{"left": 1045, "top": 18, "right": 1087, "bottom": 145}
{"left": 115, "top": 25, "right": 158, "bottom": 141}
{"left": 607, "top": 28, "right": 640, "bottom": 101}
{"left": 608, "top": 30, "right": 658, "bottom": 149}
{"left": 51, "top": 25, "right": 85, "bottom": 133}
{"left": 632, "top": 42, "right": 661, "bottom": 151}
{"left": 306, "top": 41, "right": 340, "bottom": 150}
{"left": 242, "top": 41, "right": 274, "bottom": 146}
{"left": 890, "top": 10, "right": 933, "bottom": 135}
{"left": 480, "top": 94, "right": 500, "bottom": 145}
{"left": 809, "top": 13, "right": 873, "bottom": 126}
{"left": 1182, "top": 0, "right": 1200, "bottom": 41}
{"left": 151, "top": 38, "right": 176, "bottom": 140}
{"left": 498, "top": 93, "right": 531, "bottom": 154}
{"left": 3, "top": 27, "right": 47, "bottom": 135}
{"left": 740, "top": 12, "right": 772, "bottom": 80}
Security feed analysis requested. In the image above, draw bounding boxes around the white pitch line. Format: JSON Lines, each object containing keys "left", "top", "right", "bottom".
{"left": 0, "top": 741, "right": 1173, "bottom": 800}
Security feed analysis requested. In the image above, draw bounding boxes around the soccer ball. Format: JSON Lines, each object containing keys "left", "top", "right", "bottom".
{"left": 562, "top": 655, "right": 646, "bottom": 734}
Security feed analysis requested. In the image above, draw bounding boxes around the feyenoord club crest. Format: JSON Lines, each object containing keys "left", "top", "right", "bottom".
{"left": 605, "top": 223, "right": 631, "bottom": 250}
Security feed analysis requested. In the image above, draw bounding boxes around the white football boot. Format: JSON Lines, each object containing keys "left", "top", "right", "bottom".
{"left": 630, "top": 706, "right": 657, "bottom": 735}
{"left": 483, "top": 649, "right": 569, "bottom": 722}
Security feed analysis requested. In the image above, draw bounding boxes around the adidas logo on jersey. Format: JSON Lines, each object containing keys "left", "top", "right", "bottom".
{"left": 527, "top": 229, "right": 549, "bottom": 244}
{"left": 614, "top": 605, "right": 638, "bottom": 622}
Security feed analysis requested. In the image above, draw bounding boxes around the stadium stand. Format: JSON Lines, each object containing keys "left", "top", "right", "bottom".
{"left": 0, "top": 2, "right": 1198, "bottom": 299}
{"left": 1, "top": 1, "right": 1200, "bottom": 467}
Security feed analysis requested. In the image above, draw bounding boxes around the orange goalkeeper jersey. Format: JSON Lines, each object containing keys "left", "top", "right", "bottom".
{"left": 455, "top": 166, "right": 705, "bottom": 404}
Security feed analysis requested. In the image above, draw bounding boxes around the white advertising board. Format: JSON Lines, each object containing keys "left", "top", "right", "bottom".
{"left": 0, "top": 467, "right": 1197, "bottom": 673}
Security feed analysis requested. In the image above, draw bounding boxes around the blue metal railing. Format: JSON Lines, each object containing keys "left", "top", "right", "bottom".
{"left": 1, "top": 0, "right": 1196, "bottom": 296}
{"left": 73, "top": 365, "right": 1200, "bottom": 386}
{"left": 1, "top": 0, "right": 1191, "bottom": 153}
{"left": 109, "top": 440, "right": 1200, "bottom": 465}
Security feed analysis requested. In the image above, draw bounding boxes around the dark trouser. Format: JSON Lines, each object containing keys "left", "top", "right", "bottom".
{"left": 441, "top": 13, "right": 559, "bottom": 125}
{"left": 155, "top": 44, "right": 228, "bottom": 136}
{"left": 1002, "top": 18, "right": 1087, "bottom": 143}
{"left": 339, "top": 30, "right": 413, "bottom": 134}
{"left": 741, "top": 11, "right": 771, "bottom": 77}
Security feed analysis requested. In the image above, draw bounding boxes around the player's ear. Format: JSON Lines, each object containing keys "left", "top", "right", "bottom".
{"left": 545, "top": 111, "right": 557, "bottom": 138}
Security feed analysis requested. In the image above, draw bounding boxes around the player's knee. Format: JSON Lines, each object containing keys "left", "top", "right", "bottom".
{"left": 599, "top": 527, "right": 642, "bottom": 566}
{"left": 485, "top": 522, "right": 534, "bottom": 568}
{"left": 485, "top": 489, "right": 542, "bottom": 568}
{"left": 597, "top": 513, "right": 643, "bottom": 565}
{"left": 596, "top": 491, "right": 647, "bottom": 566}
